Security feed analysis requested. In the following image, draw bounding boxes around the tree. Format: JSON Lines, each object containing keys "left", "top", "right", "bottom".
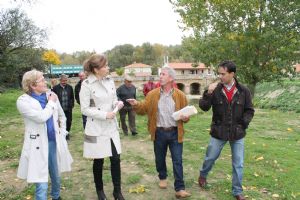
{"left": 42, "top": 50, "right": 61, "bottom": 65}
{"left": 0, "top": 8, "right": 47, "bottom": 87}
{"left": 106, "top": 44, "right": 135, "bottom": 70}
{"left": 171, "top": 0, "right": 300, "bottom": 93}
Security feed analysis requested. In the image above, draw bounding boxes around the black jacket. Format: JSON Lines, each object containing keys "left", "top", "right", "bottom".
{"left": 116, "top": 84, "right": 136, "bottom": 107}
{"left": 199, "top": 79, "right": 254, "bottom": 141}
{"left": 53, "top": 84, "right": 74, "bottom": 111}
{"left": 74, "top": 80, "right": 82, "bottom": 105}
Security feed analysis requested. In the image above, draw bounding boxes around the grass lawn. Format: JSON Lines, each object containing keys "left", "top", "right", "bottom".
{"left": 0, "top": 90, "right": 299, "bottom": 200}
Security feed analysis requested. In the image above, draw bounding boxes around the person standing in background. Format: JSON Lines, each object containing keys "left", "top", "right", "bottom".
{"left": 50, "top": 78, "right": 58, "bottom": 91}
{"left": 143, "top": 76, "right": 156, "bottom": 96}
{"left": 116, "top": 75, "right": 138, "bottom": 136}
{"left": 75, "top": 71, "right": 87, "bottom": 129}
{"left": 53, "top": 74, "right": 74, "bottom": 140}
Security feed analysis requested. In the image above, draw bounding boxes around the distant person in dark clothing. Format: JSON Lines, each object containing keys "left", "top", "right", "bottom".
{"left": 116, "top": 75, "right": 138, "bottom": 136}
{"left": 53, "top": 74, "right": 74, "bottom": 140}
{"left": 143, "top": 76, "right": 156, "bottom": 96}
{"left": 75, "top": 71, "right": 87, "bottom": 129}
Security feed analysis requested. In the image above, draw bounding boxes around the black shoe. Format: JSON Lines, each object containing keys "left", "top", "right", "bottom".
{"left": 66, "top": 134, "right": 70, "bottom": 140}
{"left": 113, "top": 191, "right": 125, "bottom": 200}
{"left": 52, "top": 197, "right": 61, "bottom": 200}
{"left": 96, "top": 190, "right": 107, "bottom": 200}
{"left": 132, "top": 132, "right": 138, "bottom": 136}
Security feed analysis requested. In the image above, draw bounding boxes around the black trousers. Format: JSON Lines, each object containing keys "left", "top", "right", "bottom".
{"left": 93, "top": 139, "right": 121, "bottom": 192}
{"left": 63, "top": 110, "right": 72, "bottom": 132}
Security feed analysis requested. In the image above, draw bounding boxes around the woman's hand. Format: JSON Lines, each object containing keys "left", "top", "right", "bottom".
{"left": 106, "top": 112, "right": 116, "bottom": 119}
{"left": 48, "top": 92, "right": 57, "bottom": 102}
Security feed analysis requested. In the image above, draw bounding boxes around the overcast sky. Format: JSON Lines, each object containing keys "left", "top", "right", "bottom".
{"left": 1, "top": 0, "right": 188, "bottom": 54}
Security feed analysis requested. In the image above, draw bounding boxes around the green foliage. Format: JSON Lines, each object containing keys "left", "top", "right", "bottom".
{"left": 115, "top": 67, "right": 124, "bottom": 76}
{"left": 0, "top": 8, "right": 47, "bottom": 87}
{"left": 172, "top": 0, "right": 300, "bottom": 88}
{"left": 254, "top": 78, "right": 300, "bottom": 112}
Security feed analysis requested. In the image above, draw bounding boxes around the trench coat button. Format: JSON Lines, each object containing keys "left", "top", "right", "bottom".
{"left": 36, "top": 147, "right": 39, "bottom": 149}
{"left": 37, "top": 134, "right": 40, "bottom": 137}
{"left": 98, "top": 108, "right": 100, "bottom": 110}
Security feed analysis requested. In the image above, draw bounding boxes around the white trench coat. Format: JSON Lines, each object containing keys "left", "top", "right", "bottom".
{"left": 16, "top": 93, "right": 73, "bottom": 183}
{"left": 80, "top": 74, "right": 121, "bottom": 159}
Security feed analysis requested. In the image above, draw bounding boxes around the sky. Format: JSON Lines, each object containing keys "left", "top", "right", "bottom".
{"left": 1, "top": 0, "right": 188, "bottom": 54}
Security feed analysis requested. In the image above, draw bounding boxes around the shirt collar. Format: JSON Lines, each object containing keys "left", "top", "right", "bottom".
{"left": 87, "top": 74, "right": 111, "bottom": 83}
{"left": 224, "top": 79, "right": 235, "bottom": 90}
{"left": 160, "top": 87, "right": 174, "bottom": 96}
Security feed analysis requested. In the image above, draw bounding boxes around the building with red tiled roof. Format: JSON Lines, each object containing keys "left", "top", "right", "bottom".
{"left": 294, "top": 63, "right": 300, "bottom": 73}
{"left": 124, "top": 63, "right": 152, "bottom": 77}
{"left": 161, "top": 62, "right": 213, "bottom": 76}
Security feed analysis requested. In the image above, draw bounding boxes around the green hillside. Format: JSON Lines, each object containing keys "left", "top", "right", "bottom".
{"left": 254, "top": 79, "right": 300, "bottom": 112}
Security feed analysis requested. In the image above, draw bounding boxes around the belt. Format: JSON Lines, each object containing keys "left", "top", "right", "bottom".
{"left": 157, "top": 126, "right": 177, "bottom": 132}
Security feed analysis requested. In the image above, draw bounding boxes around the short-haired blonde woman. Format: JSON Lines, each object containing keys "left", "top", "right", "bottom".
{"left": 80, "top": 54, "right": 125, "bottom": 200}
{"left": 16, "top": 69, "right": 73, "bottom": 200}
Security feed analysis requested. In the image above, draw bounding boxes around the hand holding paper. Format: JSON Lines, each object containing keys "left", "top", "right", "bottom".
{"left": 172, "top": 105, "right": 198, "bottom": 121}
{"left": 113, "top": 101, "right": 124, "bottom": 113}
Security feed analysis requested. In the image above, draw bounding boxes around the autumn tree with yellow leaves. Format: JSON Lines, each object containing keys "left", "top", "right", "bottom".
{"left": 42, "top": 50, "right": 61, "bottom": 65}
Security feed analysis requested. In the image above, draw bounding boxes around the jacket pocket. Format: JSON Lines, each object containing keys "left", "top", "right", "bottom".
{"left": 210, "top": 124, "right": 223, "bottom": 140}
{"left": 234, "top": 124, "right": 246, "bottom": 140}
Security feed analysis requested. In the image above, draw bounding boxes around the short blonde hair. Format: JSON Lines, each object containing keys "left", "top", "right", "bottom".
{"left": 21, "top": 69, "right": 43, "bottom": 94}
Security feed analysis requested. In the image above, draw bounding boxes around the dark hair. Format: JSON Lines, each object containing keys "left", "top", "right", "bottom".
{"left": 218, "top": 60, "right": 236, "bottom": 73}
{"left": 83, "top": 54, "right": 107, "bottom": 75}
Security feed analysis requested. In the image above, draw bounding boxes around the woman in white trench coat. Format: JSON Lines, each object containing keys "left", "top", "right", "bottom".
{"left": 16, "top": 69, "right": 73, "bottom": 200}
{"left": 80, "top": 54, "right": 125, "bottom": 200}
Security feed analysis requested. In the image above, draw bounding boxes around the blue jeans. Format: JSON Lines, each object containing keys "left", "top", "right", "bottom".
{"left": 154, "top": 129, "right": 185, "bottom": 191}
{"left": 200, "top": 137, "right": 244, "bottom": 196}
{"left": 35, "top": 140, "right": 61, "bottom": 200}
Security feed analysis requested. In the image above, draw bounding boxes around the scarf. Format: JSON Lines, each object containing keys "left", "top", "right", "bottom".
{"left": 31, "top": 92, "right": 56, "bottom": 141}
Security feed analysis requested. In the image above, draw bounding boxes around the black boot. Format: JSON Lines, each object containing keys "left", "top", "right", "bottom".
{"left": 113, "top": 191, "right": 125, "bottom": 200}
{"left": 96, "top": 190, "right": 107, "bottom": 200}
{"left": 52, "top": 197, "right": 61, "bottom": 200}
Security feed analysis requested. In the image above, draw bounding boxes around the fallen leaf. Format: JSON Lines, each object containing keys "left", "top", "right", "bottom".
{"left": 272, "top": 194, "right": 279, "bottom": 198}
{"left": 255, "top": 156, "right": 264, "bottom": 161}
{"left": 253, "top": 172, "right": 259, "bottom": 177}
{"left": 242, "top": 185, "right": 246, "bottom": 190}
{"left": 129, "top": 185, "right": 146, "bottom": 193}
{"left": 287, "top": 128, "right": 293, "bottom": 132}
{"left": 25, "top": 195, "right": 32, "bottom": 200}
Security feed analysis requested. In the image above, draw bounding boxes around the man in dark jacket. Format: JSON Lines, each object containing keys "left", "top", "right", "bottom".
{"left": 75, "top": 71, "right": 87, "bottom": 129}
{"left": 198, "top": 61, "right": 254, "bottom": 200}
{"left": 116, "top": 75, "right": 138, "bottom": 136}
{"left": 53, "top": 74, "right": 74, "bottom": 140}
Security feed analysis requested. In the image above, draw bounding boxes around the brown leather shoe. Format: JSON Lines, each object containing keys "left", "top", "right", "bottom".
{"left": 235, "top": 194, "right": 246, "bottom": 200}
{"left": 198, "top": 176, "right": 207, "bottom": 188}
{"left": 159, "top": 179, "right": 167, "bottom": 189}
{"left": 175, "top": 190, "right": 191, "bottom": 199}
